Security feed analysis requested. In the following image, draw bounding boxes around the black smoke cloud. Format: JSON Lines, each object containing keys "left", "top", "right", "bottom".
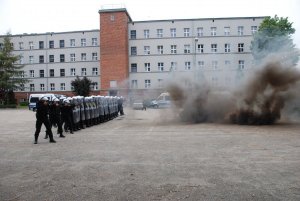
{"left": 166, "top": 61, "right": 300, "bottom": 125}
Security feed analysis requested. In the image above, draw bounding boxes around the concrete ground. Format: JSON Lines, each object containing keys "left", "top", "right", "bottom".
{"left": 0, "top": 108, "right": 300, "bottom": 201}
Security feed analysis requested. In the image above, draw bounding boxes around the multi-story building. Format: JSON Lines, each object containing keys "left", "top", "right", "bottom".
{"left": 0, "top": 30, "right": 100, "bottom": 101}
{"left": 0, "top": 7, "right": 265, "bottom": 102}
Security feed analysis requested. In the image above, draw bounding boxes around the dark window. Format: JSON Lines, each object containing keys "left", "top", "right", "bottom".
{"left": 49, "top": 69, "right": 54, "bottom": 77}
{"left": 131, "top": 47, "right": 137, "bottom": 55}
{"left": 130, "top": 30, "right": 136, "bottom": 39}
{"left": 131, "top": 63, "right": 137, "bottom": 72}
{"left": 60, "top": 69, "right": 65, "bottom": 77}
{"left": 49, "top": 55, "right": 54, "bottom": 62}
{"left": 59, "top": 40, "right": 65, "bottom": 48}
{"left": 39, "top": 55, "right": 44, "bottom": 63}
{"left": 60, "top": 54, "right": 65, "bottom": 62}
{"left": 39, "top": 41, "right": 44, "bottom": 49}
{"left": 39, "top": 70, "right": 44, "bottom": 78}
{"left": 49, "top": 40, "right": 54, "bottom": 48}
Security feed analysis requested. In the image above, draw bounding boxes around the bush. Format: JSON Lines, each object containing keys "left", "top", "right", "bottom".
{"left": 19, "top": 102, "right": 29, "bottom": 106}
{"left": 0, "top": 104, "right": 17, "bottom": 108}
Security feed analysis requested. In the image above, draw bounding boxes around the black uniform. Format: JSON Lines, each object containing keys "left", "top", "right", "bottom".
{"left": 49, "top": 102, "right": 65, "bottom": 138}
{"left": 61, "top": 103, "right": 74, "bottom": 134}
{"left": 34, "top": 100, "right": 56, "bottom": 144}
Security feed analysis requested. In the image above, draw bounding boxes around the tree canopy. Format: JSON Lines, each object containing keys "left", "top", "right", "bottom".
{"left": 251, "top": 15, "right": 299, "bottom": 65}
{"left": 71, "top": 76, "right": 94, "bottom": 97}
{"left": 0, "top": 32, "right": 28, "bottom": 104}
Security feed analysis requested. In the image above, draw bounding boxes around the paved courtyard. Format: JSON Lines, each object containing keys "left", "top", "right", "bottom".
{"left": 0, "top": 108, "right": 300, "bottom": 201}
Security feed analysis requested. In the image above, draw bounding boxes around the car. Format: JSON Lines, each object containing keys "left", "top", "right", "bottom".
{"left": 156, "top": 92, "right": 171, "bottom": 108}
{"left": 132, "top": 100, "right": 144, "bottom": 110}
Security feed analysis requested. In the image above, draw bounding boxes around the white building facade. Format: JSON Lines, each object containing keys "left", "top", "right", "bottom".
{"left": 128, "top": 17, "right": 264, "bottom": 91}
{"left": 0, "top": 30, "right": 100, "bottom": 101}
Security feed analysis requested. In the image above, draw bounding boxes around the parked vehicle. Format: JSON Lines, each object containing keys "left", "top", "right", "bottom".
{"left": 28, "top": 93, "right": 56, "bottom": 111}
{"left": 132, "top": 99, "right": 144, "bottom": 110}
{"left": 156, "top": 92, "right": 171, "bottom": 108}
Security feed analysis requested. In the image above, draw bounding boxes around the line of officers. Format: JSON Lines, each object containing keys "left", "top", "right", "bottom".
{"left": 34, "top": 95, "right": 125, "bottom": 144}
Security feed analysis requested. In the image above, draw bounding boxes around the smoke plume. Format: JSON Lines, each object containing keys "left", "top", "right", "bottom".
{"left": 166, "top": 61, "right": 300, "bottom": 125}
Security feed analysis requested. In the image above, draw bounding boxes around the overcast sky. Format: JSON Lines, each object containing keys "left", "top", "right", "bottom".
{"left": 0, "top": 0, "right": 299, "bottom": 47}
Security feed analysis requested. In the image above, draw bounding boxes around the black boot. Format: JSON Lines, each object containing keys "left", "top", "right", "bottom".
{"left": 59, "top": 134, "right": 65, "bottom": 138}
{"left": 49, "top": 139, "right": 56, "bottom": 143}
{"left": 44, "top": 135, "right": 48, "bottom": 139}
{"left": 34, "top": 135, "right": 38, "bottom": 144}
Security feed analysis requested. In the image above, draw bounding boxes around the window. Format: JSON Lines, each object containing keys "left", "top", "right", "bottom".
{"left": 39, "top": 70, "right": 44, "bottom": 78}
{"left": 171, "top": 45, "right": 177, "bottom": 54}
{"left": 110, "top": 80, "right": 117, "bottom": 88}
{"left": 158, "top": 79, "right": 164, "bottom": 88}
{"left": 211, "top": 44, "right": 217, "bottom": 52}
{"left": 19, "top": 42, "right": 24, "bottom": 50}
{"left": 58, "top": 40, "right": 64, "bottom": 48}
{"left": 144, "top": 46, "right": 150, "bottom": 55}
{"left": 92, "top": 52, "right": 98, "bottom": 60}
{"left": 131, "top": 80, "right": 138, "bottom": 88}
{"left": 131, "top": 47, "right": 137, "bottom": 55}
{"left": 145, "top": 63, "right": 150, "bottom": 72}
{"left": 144, "top": 29, "right": 150, "bottom": 38}
{"left": 145, "top": 80, "right": 151, "bottom": 88}
{"left": 158, "top": 62, "right": 164, "bottom": 71}
{"left": 30, "top": 84, "right": 35, "bottom": 92}
{"left": 20, "top": 84, "right": 25, "bottom": 91}
{"left": 50, "top": 83, "right": 55, "bottom": 91}
{"left": 92, "top": 67, "right": 98, "bottom": 75}
{"left": 29, "top": 56, "right": 34, "bottom": 64}
{"left": 70, "top": 68, "right": 76, "bottom": 76}
{"left": 60, "top": 69, "right": 65, "bottom": 77}
{"left": 81, "top": 53, "right": 86, "bottom": 61}
{"left": 170, "top": 28, "right": 176, "bottom": 37}
{"left": 251, "top": 26, "right": 258, "bottom": 34}
{"left": 197, "top": 27, "right": 204, "bottom": 37}
{"left": 130, "top": 30, "right": 136, "bottom": 39}
{"left": 185, "top": 62, "right": 191, "bottom": 70}
{"left": 49, "top": 40, "right": 54, "bottom": 48}
{"left": 184, "top": 28, "right": 190, "bottom": 37}
{"left": 70, "top": 53, "right": 75, "bottom": 62}
{"left": 238, "top": 43, "right": 244, "bottom": 52}
{"left": 184, "top": 45, "right": 191, "bottom": 54}
{"left": 224, "top": 27, "right": 230, "bottom": 36}
{"left": 60, "top": 83, "right": 65, "bottom": 91}
{"left": 238, "top": 60, "right": 245, "bottom": 70}
{"left": 212, "top": 61, "right": 218, "bottom": 69}
{"left": 197, "top": 44, "right": 204, "bottom": 53}
{"left": 225, "top": 60, "right": 231, "bottom": 67}
{"left": 198, "top": 61, "right": 204, "bottom": 68}
{"left": 92, "top": 38, "right": 98, "bottom": 46}
{"left": 38, "top": 41, "right": 44, "bottom": 49}
{"left": 60, "top": 54, "right": 65, "bottom": 62}
{"left": 225, "top": 43, "right": 231, "bottom": 53}
{"left": 70, "top": 39, "right": 75, "bottom": 47}
{"left": 49, "top": 69, "right": 54, "bottom": 77}
{"left": 39, "top": 55, "right": 44, "bottom": 63}
{"left": 29, "top": 41, "right": 34, "bottom": 50}
{"left": 238, "top": 26, "right": 244, "bottom": 36}
{"left": 19, "top": 56, "right": 24, "bottom": 64}
{"left": 170, "top": 62, "right": 177, "bottom": 71}
{"left": 131, "top": 63, "right": 137, "bottom": 72}
{"left": 157, "top": 45, "right": 163, "bottom": 54}
{"left": 81, "top": 68, "right": 86, "bottom": 76}
{"left": 92, "top": 82, "right": 98, "bottom": 90}
{"left": 81, "top": 38, "right": 86, "bottom": 46}
{"left": 29, "top": 70, "right": 34, "bottom": 78}
{"left": 110, "top": 15, "right": 115, "bottom": 21}
{"left": 20, "top": 71, "right": 25, "bottom": 78}
{"left": 211, "top": 27, "right": 217, "bottom": 36}
{"left": 49, "top": 55, "right": 54, "bottom": 63}
{"left": 40, "top": 84, "right": 45, "bottom": 91}
{"left": 157, "top": 29, "right": 163, "bottom": 38}
{"left": 0, "top": 43, "right": 3, "bottom": 50}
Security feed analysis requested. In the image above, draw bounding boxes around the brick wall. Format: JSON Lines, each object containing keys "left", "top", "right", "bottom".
{"left": 99, "top": 10, "right": 130, "bottom": 95}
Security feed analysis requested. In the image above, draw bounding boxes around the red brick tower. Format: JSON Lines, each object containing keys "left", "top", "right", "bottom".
{"left": 99, "top": 8, "right": 132, "bottom": 96}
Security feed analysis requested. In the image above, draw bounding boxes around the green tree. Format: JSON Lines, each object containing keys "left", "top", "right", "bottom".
{"left": 71, "top": 76, "right": 94, "bottom": 96}
{"left": 251, "top": 15, "right": 299, "bottom": 65}
{"left": 0, "top": 32, "right": 28, "bottom": 104}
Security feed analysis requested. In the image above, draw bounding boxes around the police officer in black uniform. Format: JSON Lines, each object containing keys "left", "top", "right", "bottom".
{"left": 34, "top": 96, "right": 56, "bottom": 144}
{"left": 49, "top": 98, "right": 65, "bottom": 138}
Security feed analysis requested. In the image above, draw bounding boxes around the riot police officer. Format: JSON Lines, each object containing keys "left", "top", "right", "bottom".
{"left": 49, "top": 98, "right": 65, "bottom": 138}
{"left": 34, "top": 96, "right": 56, "bottom": 144}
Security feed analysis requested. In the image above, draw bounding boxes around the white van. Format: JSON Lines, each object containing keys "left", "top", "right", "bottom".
{"left": 28, "top": 93, "right": 56, "bottom": 111}
{"left": 156, "top": 92, "right": 172, "bottom": 108}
